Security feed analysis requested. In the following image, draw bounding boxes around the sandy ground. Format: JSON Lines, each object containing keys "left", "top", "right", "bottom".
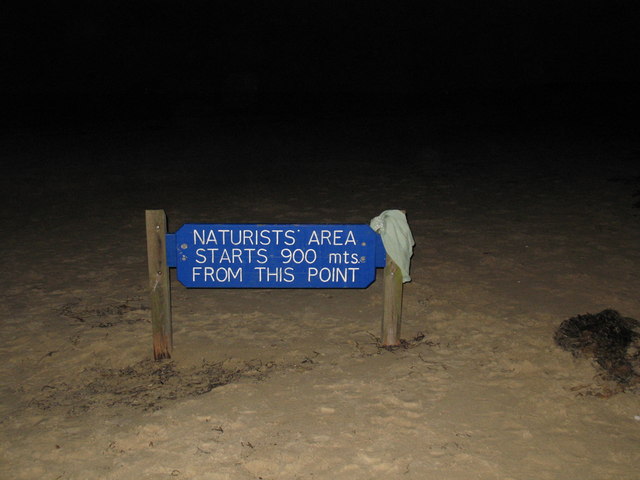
{"left": 1, "top": 108, "right": 639, "bottom": 479}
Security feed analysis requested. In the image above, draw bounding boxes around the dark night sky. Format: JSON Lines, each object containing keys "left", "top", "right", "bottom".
{"left": 2, "top": 1, "right": 639, "bottom": 117}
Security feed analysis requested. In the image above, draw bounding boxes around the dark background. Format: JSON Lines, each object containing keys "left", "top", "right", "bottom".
{"left": 2, "top": 0, "right": 639, "bottom": 127}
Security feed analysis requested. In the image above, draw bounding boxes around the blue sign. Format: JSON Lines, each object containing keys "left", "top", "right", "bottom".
{"left": 166, "top": 224, "right": 386, "bottom": 288}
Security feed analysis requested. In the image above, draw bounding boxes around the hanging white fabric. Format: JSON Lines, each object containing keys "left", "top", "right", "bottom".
{"left": 370, "top": 210, "right": 415, "bottom": 283}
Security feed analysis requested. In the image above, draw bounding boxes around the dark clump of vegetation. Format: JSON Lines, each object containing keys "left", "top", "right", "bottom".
{"left": 555, "top": 309, "right": 640, "bottom": 388}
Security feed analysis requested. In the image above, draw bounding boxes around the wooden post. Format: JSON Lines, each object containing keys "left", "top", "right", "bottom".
{"left": 381, "top": 254, "right": 403, "bottom": 346}
{"left": 381, "top": 209, "right": 407, "bottom": 347}
{"left": 145, "top": 209, "right": 172, "bottom": 360}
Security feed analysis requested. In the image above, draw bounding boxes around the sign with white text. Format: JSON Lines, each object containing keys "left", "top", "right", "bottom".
{"left": 167, "top": 224, "right": 385, "bottom": 288}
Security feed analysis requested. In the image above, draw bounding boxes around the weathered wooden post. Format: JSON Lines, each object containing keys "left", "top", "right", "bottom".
{"left": 381, "top": 254, "right": 403, "bottom": 346}
{"left": 380, "top": 209, "right": 407, "bottom": 347}
{"left": 145, "top": 209, "right": 172, "bottom": 360}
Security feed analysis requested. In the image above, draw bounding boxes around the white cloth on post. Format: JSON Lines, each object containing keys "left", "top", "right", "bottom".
{"left": 369, "top": 210, "right": 415, "bottom": 283}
